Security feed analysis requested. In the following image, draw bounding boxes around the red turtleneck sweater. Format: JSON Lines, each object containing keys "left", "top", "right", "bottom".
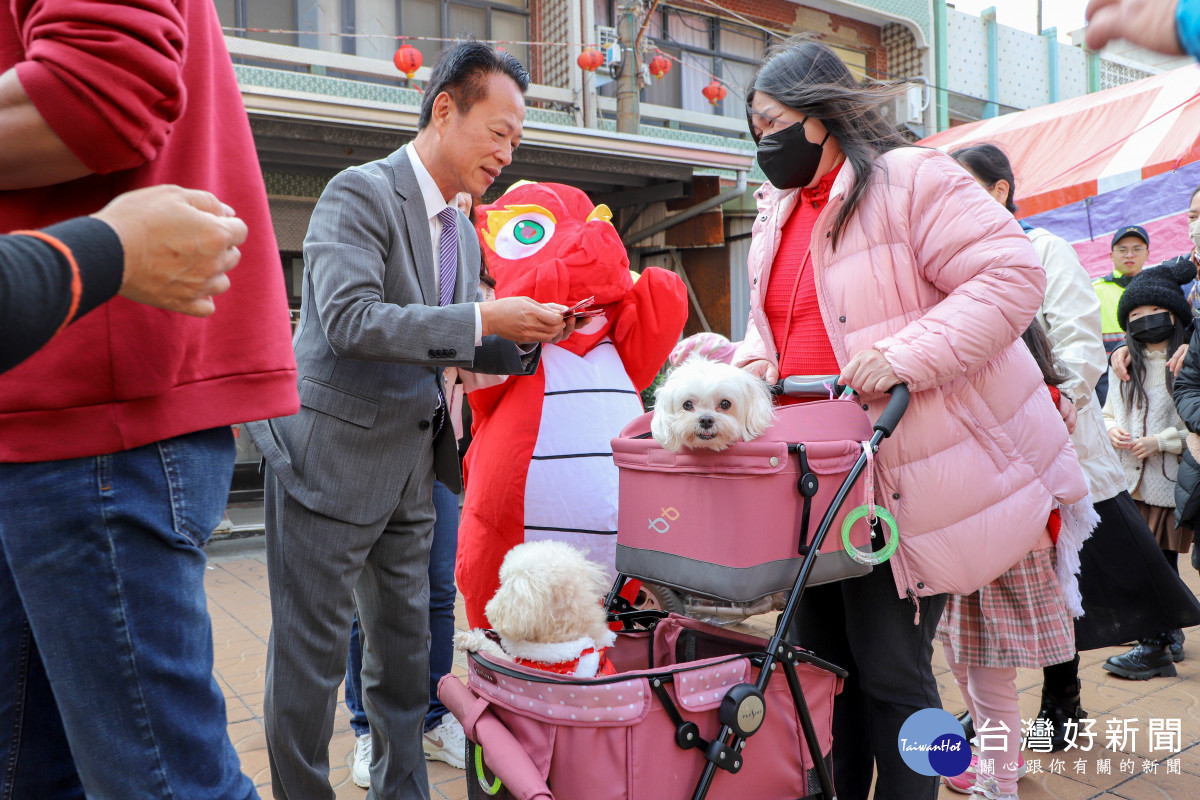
{"left": 763, "top": 163, "right": 843, "bottom": 386}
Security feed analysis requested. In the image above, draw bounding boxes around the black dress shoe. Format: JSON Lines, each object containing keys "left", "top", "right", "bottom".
{"left": 957, "top": 709, "right": 975, "bottom": 741}
{"left": 1166, "top": 628, "right": 1185, "bottom": 663}
{"left": 1103, "top": 639, "right": 1178, "bottom": 680}
{"left": 1036, "top": 679, "right": 1086, "bottom": 752}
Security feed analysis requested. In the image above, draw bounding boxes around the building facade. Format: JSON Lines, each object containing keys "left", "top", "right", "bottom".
{"left": 212, "top": 1, "right": 1170, "bottom": 515}
{"left": 212, "top": 0, "right": 941, "bottom": 510}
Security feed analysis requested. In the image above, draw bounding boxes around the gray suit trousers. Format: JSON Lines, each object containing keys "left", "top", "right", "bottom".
{"left": 263, "top": 441, "right": 436, "bottom": 800}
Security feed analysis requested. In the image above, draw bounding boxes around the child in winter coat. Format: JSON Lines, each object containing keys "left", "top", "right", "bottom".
{"left": 1101, "top": 261, "right": 1196, "bottom": 678}
{"left": 938, "top": 320, "right": 1096, "bottom": 800}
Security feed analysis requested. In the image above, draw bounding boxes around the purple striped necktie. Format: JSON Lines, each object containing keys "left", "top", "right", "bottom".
{"left": 437, "top": 207, "right": 457, "bottom": 306}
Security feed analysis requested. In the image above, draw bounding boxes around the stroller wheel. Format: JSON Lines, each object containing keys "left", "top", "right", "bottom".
{"left": 635, "top": 582, "right": 685, "bottom": 615}
{"left": 466, "top": 739, "right": 515, "bottom": 800}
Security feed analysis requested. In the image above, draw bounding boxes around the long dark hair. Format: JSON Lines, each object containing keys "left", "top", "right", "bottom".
{"left": 748, "top": 35, "right": 909, "bottom": 249}
{"left": 1122, "top": 313, "right": 1190, "bottom": 413}
{"left": 952, "top": 143, "right": 1017, "bottom": 214}
{"left": 1021, "top": 321, "right": 1068, "bottom": 387}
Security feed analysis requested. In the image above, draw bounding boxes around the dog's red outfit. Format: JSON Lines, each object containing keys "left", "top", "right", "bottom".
{"left": 512, "top": 643, "right": 617, "bottom": 678}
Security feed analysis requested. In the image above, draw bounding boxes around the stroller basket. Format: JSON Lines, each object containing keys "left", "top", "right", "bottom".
{"left": 438, "top": 614, "right": 843, "bottom": 800}
{"left": 612, "top": 397, "right": 875, "bottom": 603}
{"left": 440, "top": 383, "right": 909, "bottom": 800}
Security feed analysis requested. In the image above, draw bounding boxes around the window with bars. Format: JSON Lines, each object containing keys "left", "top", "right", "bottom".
{"left": 642, "top": 8, "right": 767, "bottom": 118}
{"left": 217, "top": 1, "right": 529, "bottom": 69}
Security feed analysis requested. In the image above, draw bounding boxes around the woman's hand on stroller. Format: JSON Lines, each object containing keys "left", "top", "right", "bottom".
{"left": 742, "top": 359, "right": 779, "bottom": 385}
{"left": 840, "top": 349, "right": 900, "bottom": 398}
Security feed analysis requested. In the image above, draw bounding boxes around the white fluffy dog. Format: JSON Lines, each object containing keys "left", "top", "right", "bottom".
{"left": 651, "top": 356, "right": 775, "bottom": 451}
{"left": 454, "top": 540, "right": 617, "bottom": 678}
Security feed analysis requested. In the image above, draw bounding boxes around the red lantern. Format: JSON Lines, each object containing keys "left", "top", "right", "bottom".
{"left": 393, "top": 44, "right": 422, "bottom": 79}
{"left": 577, "top": 48, "right": 604, "bottom": 72}
{"left": 701, "top": 79, "right": 728, "bottom": 106}
{"left": 648, "top": 53, "right": 671, "bottom": 79}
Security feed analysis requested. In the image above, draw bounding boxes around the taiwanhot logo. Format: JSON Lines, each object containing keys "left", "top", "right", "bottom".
{"left": 898, "top": 708, "right": 971, "bottom": 777}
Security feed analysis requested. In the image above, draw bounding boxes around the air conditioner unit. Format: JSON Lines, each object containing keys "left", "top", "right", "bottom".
{"left": 885, "top": 84, "right": 927, "bottom": 126}
{"left": 902, "top": 84, "right": 927, "bottom": 124}
{"left": 592, "top": 25, "right": 622, "bottom": 82}
{"left": 596, "top": 25, "right": 618, "bottom": 67}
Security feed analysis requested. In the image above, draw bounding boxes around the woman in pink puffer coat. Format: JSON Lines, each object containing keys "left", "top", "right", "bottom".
{"left": 734, "top": 37, "right": 1088, "bottom": 800}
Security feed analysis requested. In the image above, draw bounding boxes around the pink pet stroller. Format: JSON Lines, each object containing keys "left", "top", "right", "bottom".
{"left": 439, "top": 379, "right": 909, "bottom": 800}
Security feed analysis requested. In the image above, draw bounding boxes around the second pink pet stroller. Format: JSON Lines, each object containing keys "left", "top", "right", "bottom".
{"left": 440, "top": 379, "right": 909, "bottom": 800}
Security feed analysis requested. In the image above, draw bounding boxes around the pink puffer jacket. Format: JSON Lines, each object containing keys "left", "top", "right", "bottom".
{"left": 735, "top": 147, "right": 1088, "bottom": 604}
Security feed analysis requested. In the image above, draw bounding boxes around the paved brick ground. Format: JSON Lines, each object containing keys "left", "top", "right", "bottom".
{"left": 205, "top": 536, "right": 1200, "bottom": 799}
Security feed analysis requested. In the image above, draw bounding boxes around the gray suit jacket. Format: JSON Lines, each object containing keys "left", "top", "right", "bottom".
{"left": 248, "top": 148, "right": 537, "bottom": 525}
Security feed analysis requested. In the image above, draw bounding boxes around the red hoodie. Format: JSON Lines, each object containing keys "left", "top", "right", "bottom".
{"left": 0, "top": 0, "right": 298, "bottom": 461}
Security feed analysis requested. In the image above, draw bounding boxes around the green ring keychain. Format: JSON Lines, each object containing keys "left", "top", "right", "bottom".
{"left": 841, "top": 441, "right": 899, "bottom": 565}
{"left": 842, "top": 505, "right": 899, "bottom": 565}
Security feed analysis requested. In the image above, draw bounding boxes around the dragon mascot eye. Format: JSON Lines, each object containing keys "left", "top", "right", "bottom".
{"left": 455, "top": 181, "right": 689, "bottom": 629}
{"left": 492, "top": 212, "right": 555, "bottom": 260}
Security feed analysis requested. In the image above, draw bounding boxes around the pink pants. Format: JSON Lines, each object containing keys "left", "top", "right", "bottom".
{"left": 944, "top": 644, "right": 1021, "bottom": 794}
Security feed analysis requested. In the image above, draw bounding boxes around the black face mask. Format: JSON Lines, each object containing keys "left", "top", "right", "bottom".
{"left": 756, "top": 117, "right": 829, "bottom": 190}
{"left": 1128, "top": 311, "right": 1175, "bottom": 344}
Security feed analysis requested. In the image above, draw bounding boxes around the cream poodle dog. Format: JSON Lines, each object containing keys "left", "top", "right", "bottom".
{"left": 454, "top": 540, "right": 617, "bottom": 678}
{"left": 651, "top": 355, "right": 775, "bottom": 451}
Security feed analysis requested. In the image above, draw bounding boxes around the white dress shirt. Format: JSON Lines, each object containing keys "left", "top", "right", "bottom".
{"left": 405, "top": 143, "right": 483, "bottom": 345}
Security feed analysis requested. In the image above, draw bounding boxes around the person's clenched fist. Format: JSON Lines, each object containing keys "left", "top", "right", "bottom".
{"left": 1085, "top": 0, "right": 1184, "bottom": 54}
{"left": 92, "top": 185, "right": 248, "bottom": 318}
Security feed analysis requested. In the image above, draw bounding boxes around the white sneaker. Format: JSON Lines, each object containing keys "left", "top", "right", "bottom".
{"left": 422, "top": 713, "right": 466, "bottom": 770}
{"left": 351, "top": 732, "right": 372, "bottom": 789}
{"left": 969, "top": 776, "right": 1018, "bottom": 800}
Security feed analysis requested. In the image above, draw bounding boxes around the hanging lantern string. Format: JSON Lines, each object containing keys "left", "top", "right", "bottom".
{"left": 652, "top": 48, "right": 746, "bottom": 106}
{"left": 222, "top": 26, "right": 603, "bottom": 50}
{"left": 223, "top": 25, "right": 749, "bottom": 106}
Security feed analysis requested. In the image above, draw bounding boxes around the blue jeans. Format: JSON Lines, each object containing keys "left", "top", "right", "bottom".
{"left": 346, "top": 480, "right": 458, "bottom": 736}
{"left": 0, "top": 427, "right": 256, "bottom": 800}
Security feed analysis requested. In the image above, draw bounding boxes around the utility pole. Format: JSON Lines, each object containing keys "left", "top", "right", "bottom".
{"left": 1036, "top": 0, "right": 1043, "bottom": 35}
{"left": 615, "top": 1, "right": 640, "bottom": 134}
{"left": 581, "top": 0, "right": 597, "bottom": 128}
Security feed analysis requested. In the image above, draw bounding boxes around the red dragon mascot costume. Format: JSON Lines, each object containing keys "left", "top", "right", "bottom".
{"left": 457, "top": 181, "right": 689, "bottom": 628}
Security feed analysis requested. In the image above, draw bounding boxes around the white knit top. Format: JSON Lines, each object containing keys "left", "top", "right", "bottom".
{"left": 1101, "top": 348, "right": 1185, "bottom": 507}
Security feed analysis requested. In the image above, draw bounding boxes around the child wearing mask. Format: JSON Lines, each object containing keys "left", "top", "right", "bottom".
{"left": 1102, "top": 261, "right": 1196, "bottom": 679}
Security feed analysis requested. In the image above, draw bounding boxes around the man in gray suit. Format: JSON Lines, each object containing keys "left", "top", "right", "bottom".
{"left": 248, "top": 42, "right": 574, "bottom": 800}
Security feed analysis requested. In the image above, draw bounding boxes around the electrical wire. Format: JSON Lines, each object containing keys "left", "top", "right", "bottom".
{"left": 217, "top": 22, "right": 1047, "bottom": 112}
{"left": 685, "top": 0, "right": 786, "bottom": 42}
{"left": 664, "top": 0, "right": 995, "bottom": 100}
{"left": 635, "top": 0, "right": 663, "bottom": 49}
{"left": 222, "top": 26, "right": 590, "bottom": 49}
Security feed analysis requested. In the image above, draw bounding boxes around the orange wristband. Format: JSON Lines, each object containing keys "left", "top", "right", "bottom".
{"left": 13, "top": 230, "right": 82, "bottom": 335}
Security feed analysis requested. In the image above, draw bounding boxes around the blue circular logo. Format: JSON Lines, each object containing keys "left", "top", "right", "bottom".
{"left": 898, "top": 709, "right": 971, "bottom": 777}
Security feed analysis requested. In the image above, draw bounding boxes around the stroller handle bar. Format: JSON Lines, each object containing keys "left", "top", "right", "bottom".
{"left": 774, "top": 376, "right": 910, "bottom": 439}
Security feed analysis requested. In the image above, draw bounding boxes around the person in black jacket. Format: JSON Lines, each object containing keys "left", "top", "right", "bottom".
{"left": 0, "top": 184, "right": 247, "bottom": 374}
{"left": 1173, "top": 326, "right": 1200, "bottom": 561}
